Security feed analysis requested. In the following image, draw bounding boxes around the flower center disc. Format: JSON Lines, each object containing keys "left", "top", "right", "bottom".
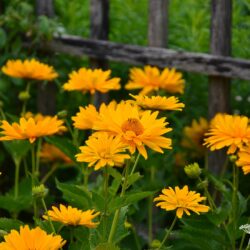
{"left": 121, "top": 118, "right": 144, "bottom": 136}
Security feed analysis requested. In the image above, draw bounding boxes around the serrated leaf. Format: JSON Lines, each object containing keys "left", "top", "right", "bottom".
{"left": 45, "top": 136, "right": 77, "bottom": 162}
{"left": 56, "top": 180, "right": 92, "bottom": 209}
{"left": 92, "top": 191, "right": 105, "bottom": 212}
{"left": 3, "top": 140, "right": 32, "bottom": 163}
{"left": 0, "top": 194, "right": 32, "bottom": 213}
{"left": 173, "top": 215, "right": 230, "bottom": 250}
{"left": 95, "top": 243, "right": 120, "bottom": 250}
{"left": 126, "top": 172, "right": 143, "bottom": 188}
{"left": 108, "top": 191, "right": 153, "bottom": 213}
{"left": 107, "top": 168, "right": 122, "bottom": 180}
{"left": 0, "top": 218, "right": 23, "bottom": 231}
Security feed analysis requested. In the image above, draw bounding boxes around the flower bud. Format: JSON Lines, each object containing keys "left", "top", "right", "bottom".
{"left": 124, "top": 220, "right": 132, "bottom": 229}
{"left": 0, "top": 230, "right": 7, "bottom": 237}
{"left": 150, "top": 240, "right": 161, "bottom": 248}
{"left": 197, "top": 180, "right": 208, "bottom": 190}
{"left": 18, "top": 91, "right": 30, "bottom": 101}
{"left": 32, "top": 184, "right": 48, "bottom": 199}
{"left": 229, "top": 155, "right": 237, "bottom": 162}
{"left": 57, "top": 110, "right": 68, "bottom": 119}
{"left": 184, "top": 162, "right": 201, "bottom": 179}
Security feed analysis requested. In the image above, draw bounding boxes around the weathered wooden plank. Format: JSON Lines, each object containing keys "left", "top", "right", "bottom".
{"left": 35, "top": 0, "right": 56, "bottom": 115}
{"left": 45, "top": 35, "right": 250, "bottom": 80}
{"left": 148, "top": 0, "right": 168, "bottom": 47}
{"left": 90, "top": 0, "right": 109, "bottom": 107}
{"left": 208, "top": 0, "right": 232, "bottom": 175}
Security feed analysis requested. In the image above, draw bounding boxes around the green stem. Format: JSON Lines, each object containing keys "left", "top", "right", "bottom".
{"left": 41, "top": 198, "right": 56, "bottom": 234}
{"left": 158, "top": 216, "right": 177, "bottom": 250}
{"left": 132, "top": 226, "right": 141, "bottom": 250}
{"left": 31, "top": 144, "right": 36, "bottom": 187}
{"left": 103, "top": 167, "right": 109, "bottom": 240}
{"left": 231, "top": 163, "right": 239, "bottom": 250}
{"left": 148, "top": 195, "right": 153, "bottom": 244}
{"left": 36, "top": 138, "right": 42, "bottom": 179}
{"left": 239, "top": 219, "right": 250, "bottom": 250}
{"left": 21, "top": 81, "right": 31, "bottom": 116}
{"left": 41, "top": 164, "right": 59, "bottom": 184}
{"left": 198, "top": 177, "right": 216, "bottom": 211}
{"left": 0, "top": 107, "right": 6, "bottom": 120}
{"left": 130, "top": 153, "right": 140, "bottom": 175}
{"left": 108, "top": 161, "right": 130, "bottom": 243}
{"left": 148, "top": 166, "right": 155, "bottom": 244}
{"left": 14, "top": 159, "right": 21, "bottom": 199}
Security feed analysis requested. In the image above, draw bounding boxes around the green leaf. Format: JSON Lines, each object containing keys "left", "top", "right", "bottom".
{"left": 56, "top": 180, "right": 92, "bottom": 209}
{"left": 92, "top": 191, "right": 105, "bottom": 212}
{"left": 108, "top": 191, "right": 152, "bottom": 213}
{"left": 95, "top": 243, "right": 120, "bottom": 250}
{"left": 173, "top": 215, "right": 230, "bottom": 250}
{"left": 0, "top": 218, "right": 23, "bottom": 232}
{"left": 126, "top": 172, "right": 143, "bottom": 188}
{"left": 109, "top": 179, "right": 122, "bottom": 196}
{"left": 45, "top": 136, "right": 77, "bottom": 162}
{"left": 3, "top": 140, "right": 32, "bottom": 163}
{"left": 206, "top": 201, "right": 231, "bottom": 225}
{"left": 0, "top": 28, "right": 7, "bottom": 49}
{"left": 107, "top": 168, "right": 122, "bottom": 180}
{"left": 0, "top": 194, "right": 32, "bottom": 213}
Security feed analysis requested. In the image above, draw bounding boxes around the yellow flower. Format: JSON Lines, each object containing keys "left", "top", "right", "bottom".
{"left": 43, "top": 204, "right": 100, "bottom": 227}
{"left": 181, "top": 117, "right": 209, "bottom": 157}
{"left": 154, "top": 186, "right": 210, "bottom": 218}
{"left": 76, "top": 133, "right": 130, "bottom": 170}
{"left": 130, "top": 94, "right": 185, "bottom": 111}
{"left": 72, "top": 104, "right": 99, "bottom": 130}
{"left": 0, "top": 225, "right": 66, "bottom": 250}
{"left": 63, "top": 68, "right": 121, "bottom": 94}
{"left": 204, "top": 113, "right": 250, "bottom": 154}
{"left": 24, "top": 112, "right": 67, "bottom": 134}
{"left": 40, "top": 143, "right": 73, "bottom": 163}
{"left": 236, "top": 145, "right": 250, "bottom": 175}
{"left": 93, "top": 101, "right": 172, "bottom": 159}
{"left": 2, "top": 59, "right": 58, "bottom": 81}
{"left": 0, "top": 116, "right": 65, "bottom": 143}
{"left": 125, "top": 66, "right": 184, "bottom": 95}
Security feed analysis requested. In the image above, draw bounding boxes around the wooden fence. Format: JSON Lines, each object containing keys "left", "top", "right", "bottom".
{"left": 29, "top": 0, "right": 250, "bottom": 173}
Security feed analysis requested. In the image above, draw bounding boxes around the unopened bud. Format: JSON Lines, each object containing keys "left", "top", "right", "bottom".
{"left": 124, "top": 220, "right": 132, "bottom": 229}
{"left": 57, "top": 110, "right": 67, "bottom": 119}
{"left": 184, "top": 162, "right": 201, "bottom": 179}
{"left": 0, "top": 229, "right": 7, "bottom": 237}
{"left": 197, "top": 180, "right": 208, "bottom": 190}
{"left": 229, "top": 155, "right": 237, "bottom": 162}
{"left": 18, "top": 91, "right": 30, "bottom": 101}
{"left": 32, "top": 184, "right": 48, "bottom": 199}
{"left": 150, "top": 239, "right": 161, "bottom": 248}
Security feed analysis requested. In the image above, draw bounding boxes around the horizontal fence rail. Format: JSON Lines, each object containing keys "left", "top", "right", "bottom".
{"left": 46, "top": 35, "right": 250, "bottom": 81}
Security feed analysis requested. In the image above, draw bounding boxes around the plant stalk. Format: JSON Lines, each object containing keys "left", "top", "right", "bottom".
{"left": 158, "top": 216, "right": 177, "bottom": 249}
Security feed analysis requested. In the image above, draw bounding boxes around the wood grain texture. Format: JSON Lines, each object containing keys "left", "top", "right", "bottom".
{"left": 208, "top": 0, "right": 232, "bottom": 175}
{"left": 90, "top": 0, "right": 109, "bottom": 107}
{"left": 148, "top": 0, "right": 168, "bottom": 47}
{"left": 45, "top": 35, "right": 250, "bottom": 80}
{"left": 35, "top": 0, "right": 56, "bottom": 115}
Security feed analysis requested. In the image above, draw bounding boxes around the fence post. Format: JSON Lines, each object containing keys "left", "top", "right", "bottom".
{"left": 148, "top": 0, "right": 168, "bottom": 47}
{"left": 208, "top": 0, "right": 232, "bottom": 174}
{"left": 35, "top": 0, "right": 56, "bottom": 115}
{"left": 148, "top": 0, "right": 169, "bottom": 244}
{"left": 90, "top": 0, "right": 109, "bottom": 107}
